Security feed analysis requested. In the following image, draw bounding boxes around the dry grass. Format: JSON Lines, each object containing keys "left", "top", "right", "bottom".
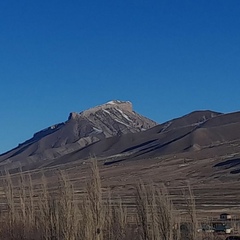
{"left": 0, "top": 160, "right": 231, "bottom": 240}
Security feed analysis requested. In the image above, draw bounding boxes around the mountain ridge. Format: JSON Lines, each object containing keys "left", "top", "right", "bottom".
{"left": 0, "top": 100, "right": 239, "bottom": 176}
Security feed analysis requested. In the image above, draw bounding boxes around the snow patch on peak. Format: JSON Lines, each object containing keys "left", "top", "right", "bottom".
{"left": 114, "top": 119, "right": 130, "bottom": 127}
{"left": 107, "top": 100, "right": 118, "bottom": 104}
{"left": 92, "top": 127, "right": 103, "bottom": 133}
{"left": 115, "top": 108, "right": 133, "bottom": 122}
{"left": 106, "top": 100, "right": 129, "bottom": 105}
{"left": 103, "top": 109, "right": 110, "bottom": 114}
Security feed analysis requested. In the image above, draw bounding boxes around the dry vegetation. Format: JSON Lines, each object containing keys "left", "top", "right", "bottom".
{"left": 0, "top": 160, "right": 232, "bottom": 240}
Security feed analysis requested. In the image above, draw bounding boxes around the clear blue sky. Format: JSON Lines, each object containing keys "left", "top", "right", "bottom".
{"left": 0, "top": 0, "right": 240, "bottom": 154}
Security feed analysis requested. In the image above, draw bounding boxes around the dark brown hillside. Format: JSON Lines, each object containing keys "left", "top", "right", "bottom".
{"left": 36, "top": 110, "right": 223, "bottom": 167}
{"left": 201, "top": 111, "right": 240, "bottom": 127}
{"left": 40, "top": 110, "right": 240, "bottom": 168}
{"left": 152, "top": 110, "right": 221, "bottom": 133}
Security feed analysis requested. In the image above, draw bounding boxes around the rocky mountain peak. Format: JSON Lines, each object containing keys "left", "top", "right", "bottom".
{"left": 80, "top": 100, "right": 133, "bottom": 118}
{"left": 105, "top": 100, "right": 133, "bottom": 112}
{"left": 68, "top": 100, "right": 133, "bottom": 120}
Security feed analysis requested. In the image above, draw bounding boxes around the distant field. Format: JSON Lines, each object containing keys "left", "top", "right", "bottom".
{"left": 1, "top": 156, "right": 240, "bottom": 239}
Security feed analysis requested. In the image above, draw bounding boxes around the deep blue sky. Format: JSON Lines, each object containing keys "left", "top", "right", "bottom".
{"left": 0, "top": 0, "right": 240, "bottom": 154}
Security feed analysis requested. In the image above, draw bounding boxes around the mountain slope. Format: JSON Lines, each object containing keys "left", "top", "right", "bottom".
{"left": 42, "top": 110, "right": 240, "bottom": 167}
{"left": 1, "top": 102, "right": 240, "bottom": 174}
{"left": 0, "top": 100, "right": 157, "bottom": 170}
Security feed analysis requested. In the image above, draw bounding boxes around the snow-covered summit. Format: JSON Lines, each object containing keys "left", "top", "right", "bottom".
{"left": 106, "top": 100, "right": 131, "bottom": 105}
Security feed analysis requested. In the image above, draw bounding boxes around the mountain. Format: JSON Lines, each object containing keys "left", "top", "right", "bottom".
{"left": 1, "top": 101, "right": 240, "bottom": 213}
{"left": 1, "top": 100, "right": 240, "bottom": 178}
{"left": 0, "top": 100, "right": 157, "bottom": 170}
{"left": 47, "top": 109, "right": 224, "bottom": 166}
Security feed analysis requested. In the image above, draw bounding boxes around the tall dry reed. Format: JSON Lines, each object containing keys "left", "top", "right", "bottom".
{"left": 0, "top": 160, "right": 214, "bottom": 240}
{"left": 135, "top": 182, "right": 180, "bottom": 240}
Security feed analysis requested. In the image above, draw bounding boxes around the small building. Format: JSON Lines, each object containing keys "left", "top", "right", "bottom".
{"left": 220, "top": 213, "right": 232, "bottom": 220}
